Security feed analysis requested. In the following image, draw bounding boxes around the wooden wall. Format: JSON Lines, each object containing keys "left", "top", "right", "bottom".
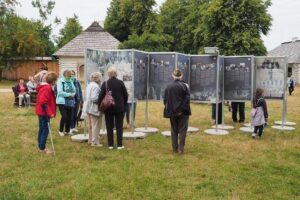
{"left": 2, "top": 60, "right": 59, "bottom": 81}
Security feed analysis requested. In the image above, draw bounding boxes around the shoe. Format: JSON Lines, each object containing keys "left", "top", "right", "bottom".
{"left": 178, "top": 150, "right": 184, "bottom": 154}
{"left": 38, "top": 148, "right": 52, "bottom": 154}
{"left": 91, "top": 143, "right": 103, "bottom": 147}
{"left": 126, "top": 123, "right": 130, "bottom": 129}
{"left": 108, "top": 146, "right": 114, "bottom": 150}
{"left": 66, "top": 132, "right": 74, "bottom": 136}
{"left": 58, "top": 131, "right": 64, "bottom": 137}
{"left": 117, "top": 146, "right": 125, "bottom": 150}
{"left": 252, "top": 133, "right": 256, "bottom": 139}
{"left": 70, "top": 128, "right": 78, "bottom": 133}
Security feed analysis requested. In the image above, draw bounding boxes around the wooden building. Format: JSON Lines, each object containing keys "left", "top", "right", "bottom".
{"left": 2, "top": 57, "right": 58, "bottom": 81}
{"left": 53, "top": 22, "right": 120, "bottom": 81}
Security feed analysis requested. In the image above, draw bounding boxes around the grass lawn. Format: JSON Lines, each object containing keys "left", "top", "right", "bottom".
{"left": 0, "top": 86, "right": 299, "bottom": 200}
{"left": 0, "top": 80, "right": 15, "bottom": 89}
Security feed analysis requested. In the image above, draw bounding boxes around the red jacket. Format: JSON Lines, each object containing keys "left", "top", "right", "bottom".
{"left": 35, "top": 83, "right": 56, "bottom": 118}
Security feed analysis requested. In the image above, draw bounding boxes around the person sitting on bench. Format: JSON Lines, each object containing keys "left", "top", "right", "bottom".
{"left": 16, "top": 78, "right": 31, "bottom": 107}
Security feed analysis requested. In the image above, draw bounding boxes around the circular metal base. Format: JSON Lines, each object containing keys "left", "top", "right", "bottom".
{"left": 212, "top": 124, "right": 234, "bottom": 130}
{"left": 272, "top": 125, "right": 295, "bottom": 131}
{"left": 134, "top": 127, "right": 159, "bottom": 134}
{"left": 204, "top": 129, "right": 229, "bottom": 135}
{"left": 240, "top": 127, "right": 254, "bottom": 133}
{"left": 71, "top": 134, "right": 88, "bottom": 142}
{"left": 274, "top": 121, "right": 296, "bottom": 126}
{"left": 188, "top": 127, "right": 199, "bottom": 133}
{"left": 244, "top": 123, "right": 251, "bottom": 127}
{"left": 161, "top": 131, "right": 171, "bottom": 137}
{"left": 123, "top": 132, "right": 146, "bottom": 139}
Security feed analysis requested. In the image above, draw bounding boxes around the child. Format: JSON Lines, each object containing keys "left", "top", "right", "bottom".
{"left": 35, "top": 72, "right": 58, "bottom": 154}
{"left": 251, "top": 88, "right": 268, "bottom": 139}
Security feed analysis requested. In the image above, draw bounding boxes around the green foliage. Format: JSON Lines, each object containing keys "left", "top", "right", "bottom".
{"left": 56, "top": 14, "right": 83, "bottom": 49}
{"left": 31, "top": 0, "right": 55, "bottom": 21}
{"left": 104, "top": 0, "right": 157, "bottom": 42}
{"left": 119, "top": 33, "right": 173, "bottom": 51}
{"left": 0, "top": 0, "right": 18, "bottom": 16}
{"left": 195, "top": 0, "right": 272, "bottom": 55}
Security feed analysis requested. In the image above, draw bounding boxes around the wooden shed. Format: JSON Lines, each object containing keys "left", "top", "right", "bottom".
{"left": 53, "top": 22, "right": 120, "bottom": 81}
{"left": 2, "top": 57, "right": 59, "bottom": 81}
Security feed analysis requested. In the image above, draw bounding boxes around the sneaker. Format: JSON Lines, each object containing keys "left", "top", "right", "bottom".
{"left": 108, "top": 146, "right": 114, "bottom": 150}
{"left": 117, "top": 146, "right": 125, "bottom": 150}
{"left": 252, "top": 133, "right": 256, "bottom": 139}
{"left": 91, "top": 143, "right": 103, "bottom": 147}
{"left": 70, "top": 128, "right": 79, "bottom": 133}
{"left": 38, "top": 148, "right": 52, "bottom": 154}
{"left": 66, "top": 132, "right": 74, "bottom": 136}
{"left": 58, "top": 131, "right": 64, "bottom": 137}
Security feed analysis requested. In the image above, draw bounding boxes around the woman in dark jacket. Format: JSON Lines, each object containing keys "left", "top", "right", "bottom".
{"left": 99, "top": 67, "right": 128, "bottom": 150}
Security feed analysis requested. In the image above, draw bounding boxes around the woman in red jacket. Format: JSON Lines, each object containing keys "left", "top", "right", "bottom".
{"left": 35, "top": 72, "right": 58, "bottom": 154}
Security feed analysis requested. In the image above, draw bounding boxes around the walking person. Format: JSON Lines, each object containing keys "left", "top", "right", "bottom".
{"left": 16, "top": 78, "right": 31, "bottom": 107}
{"left": 56, "top": 70, "right": 76, "bottom": 136}
{"left": 70, "top": 70, "right": 83, "bottom": 133}
{"left": 99, "top": 67, "right": 128, "bottom": 150}
{"left": 251, "top": 88, "right": 268, "bottom": 139}
{"left": 287, "top": 76, "right": 295, "bottom": 95}
{"left": 164, "top": 69, "right": 191, "bottom": 154}
{"left": 35, "top": 72, "right": 58, "bottom": 154}
{"left": 231, "top": 102, "right": 245, "bottom": 123}
{"left": 85, "top": 72, "right": 103, "bottom": 147}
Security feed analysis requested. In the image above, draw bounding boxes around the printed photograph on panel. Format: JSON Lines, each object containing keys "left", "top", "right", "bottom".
{"left": 255, "top": 57, "right": 286, "bottom": 99}
{"left": 134, "top": 51, "right": 148, "bottom": 100}
{"left": 177, "top": 54, "right": 190, "bottom": 84}
{"left": 149, "top": 54, "right": 176, "bottom": 100}
{"left": 105, "top": 51, "right": 134, "bottom": 101}
{"left": 85, "top": 49, "right": 106, "bottom": 84}
{"left": 224, "top": 57, "right": 252, "bottom": 101}
{"left": 190, "top": 56, "right": 218, "bottom": 102}
{"left": 219, "top": 57, "right": 224, "bottom": 101}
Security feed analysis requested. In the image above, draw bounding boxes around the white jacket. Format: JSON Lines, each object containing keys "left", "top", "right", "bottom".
{"left": 84, "top": 82, "right": 101, "bottom": 117}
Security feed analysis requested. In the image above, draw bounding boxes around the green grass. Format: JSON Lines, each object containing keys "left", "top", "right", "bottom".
{"left": 0, "top": 86, "right": 299, "bottom": 200}
{"left": 0, "top": 80, "right": 15, "bottom": 89}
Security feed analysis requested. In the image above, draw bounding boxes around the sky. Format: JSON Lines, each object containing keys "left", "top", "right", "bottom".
{"left": 15, "top": 0, "right": 300, "bottom": 51}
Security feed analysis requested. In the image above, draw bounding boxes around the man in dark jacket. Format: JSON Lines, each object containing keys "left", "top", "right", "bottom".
{"left": 164, "top": 69, "right": 191, "bottom": 154}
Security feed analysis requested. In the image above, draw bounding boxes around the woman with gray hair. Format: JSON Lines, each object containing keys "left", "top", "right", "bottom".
{"left": 85, "top": 72, "right": 103, "bottom": 147}
{"left": 99, "top": 67, "right": 128, "bottom": 150}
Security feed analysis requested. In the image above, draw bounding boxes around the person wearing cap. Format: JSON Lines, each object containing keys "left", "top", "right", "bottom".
{"left": 163, "top": 69, "right": 191, "bottom": 154}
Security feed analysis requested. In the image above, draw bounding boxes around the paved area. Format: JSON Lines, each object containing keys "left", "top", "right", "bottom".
{"left": 0, "top": 89, "right": 11, "bottom": 93}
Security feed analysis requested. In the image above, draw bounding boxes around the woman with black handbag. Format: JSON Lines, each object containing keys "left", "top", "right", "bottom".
{"left": 56, "top": 70, "right": 76, "bottom": 136}
{"left": 99, "top": 67, "right": 128, "bottom": 150}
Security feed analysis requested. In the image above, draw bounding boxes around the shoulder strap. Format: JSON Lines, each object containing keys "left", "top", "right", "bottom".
{"left": 62, "top": 82, "right": 65, "bottom": 92}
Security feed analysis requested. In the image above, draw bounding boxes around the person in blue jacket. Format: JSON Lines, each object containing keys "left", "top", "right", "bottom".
{"left": 56, "top": 70, "right": 76, "bottom": 136}
{"left": 70, "top": 70, "right": 83, "bottom": 133}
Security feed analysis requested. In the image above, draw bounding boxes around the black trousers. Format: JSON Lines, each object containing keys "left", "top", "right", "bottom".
{"left": 170, "top": 114, "right": 189, "bottom": 152}
{"left": 212, "top": 103, "right": 222, "bottom": 125}
{"left": 125, "top": 102, "right": 136, "bottom": 124}
{"left": 231, "top": 102, "right": 245, "bottom": 122}
{"left": 254, "top": 125, "right": 264, "bottom": 137}
{"left": 105, "top": 112, "right": 124, "bottom": 147}
{"left": 289, "top": 87, "right": 294, "bottom": 95}
{"left": 59, "top": 105, "right": 72, "bottom": 133}
{"left": 70, "top": 102, "right": 80, "bottom": 129}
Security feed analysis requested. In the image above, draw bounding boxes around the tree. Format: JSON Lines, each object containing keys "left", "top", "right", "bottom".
{"left": 104, "top": 0, "right": 157, "bottom": 42}
{"left": 195, "top": 0, "right": 272, "bottom": 55}
{"left": 119, "top": 33, "right": 173, "bottom": 51}
{"left": 0, "top": 15, "right": 46, "bottom": 80}
{"left": 56, "top": 14, "right": 82, "bottom": 49}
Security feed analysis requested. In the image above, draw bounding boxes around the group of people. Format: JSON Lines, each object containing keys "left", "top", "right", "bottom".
{"left": 33, "top": 65, "right": 269, "bottom": 155}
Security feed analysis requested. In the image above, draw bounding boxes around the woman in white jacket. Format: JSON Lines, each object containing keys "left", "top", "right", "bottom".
{"left": 85, "top": 72, "right": 102, "bottom": 147}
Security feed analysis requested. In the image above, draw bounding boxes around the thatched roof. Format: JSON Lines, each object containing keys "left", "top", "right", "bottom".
{"left": 53, "top": 22, "right": 120, "bottom": 57}
{"left": 268, "top": 39, "right": 300, "bottom": 64}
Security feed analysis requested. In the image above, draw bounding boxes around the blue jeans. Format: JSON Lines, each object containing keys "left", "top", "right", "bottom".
{"left": 38, "top": 116, "right": 49, "bottom": 150}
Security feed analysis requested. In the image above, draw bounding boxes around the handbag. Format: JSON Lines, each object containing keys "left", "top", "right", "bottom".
{"left": 64, "top": 97, "right": 75, "bottom": 108}
{"left": 99, "top": 81, "right": 115, "bottom": 112}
